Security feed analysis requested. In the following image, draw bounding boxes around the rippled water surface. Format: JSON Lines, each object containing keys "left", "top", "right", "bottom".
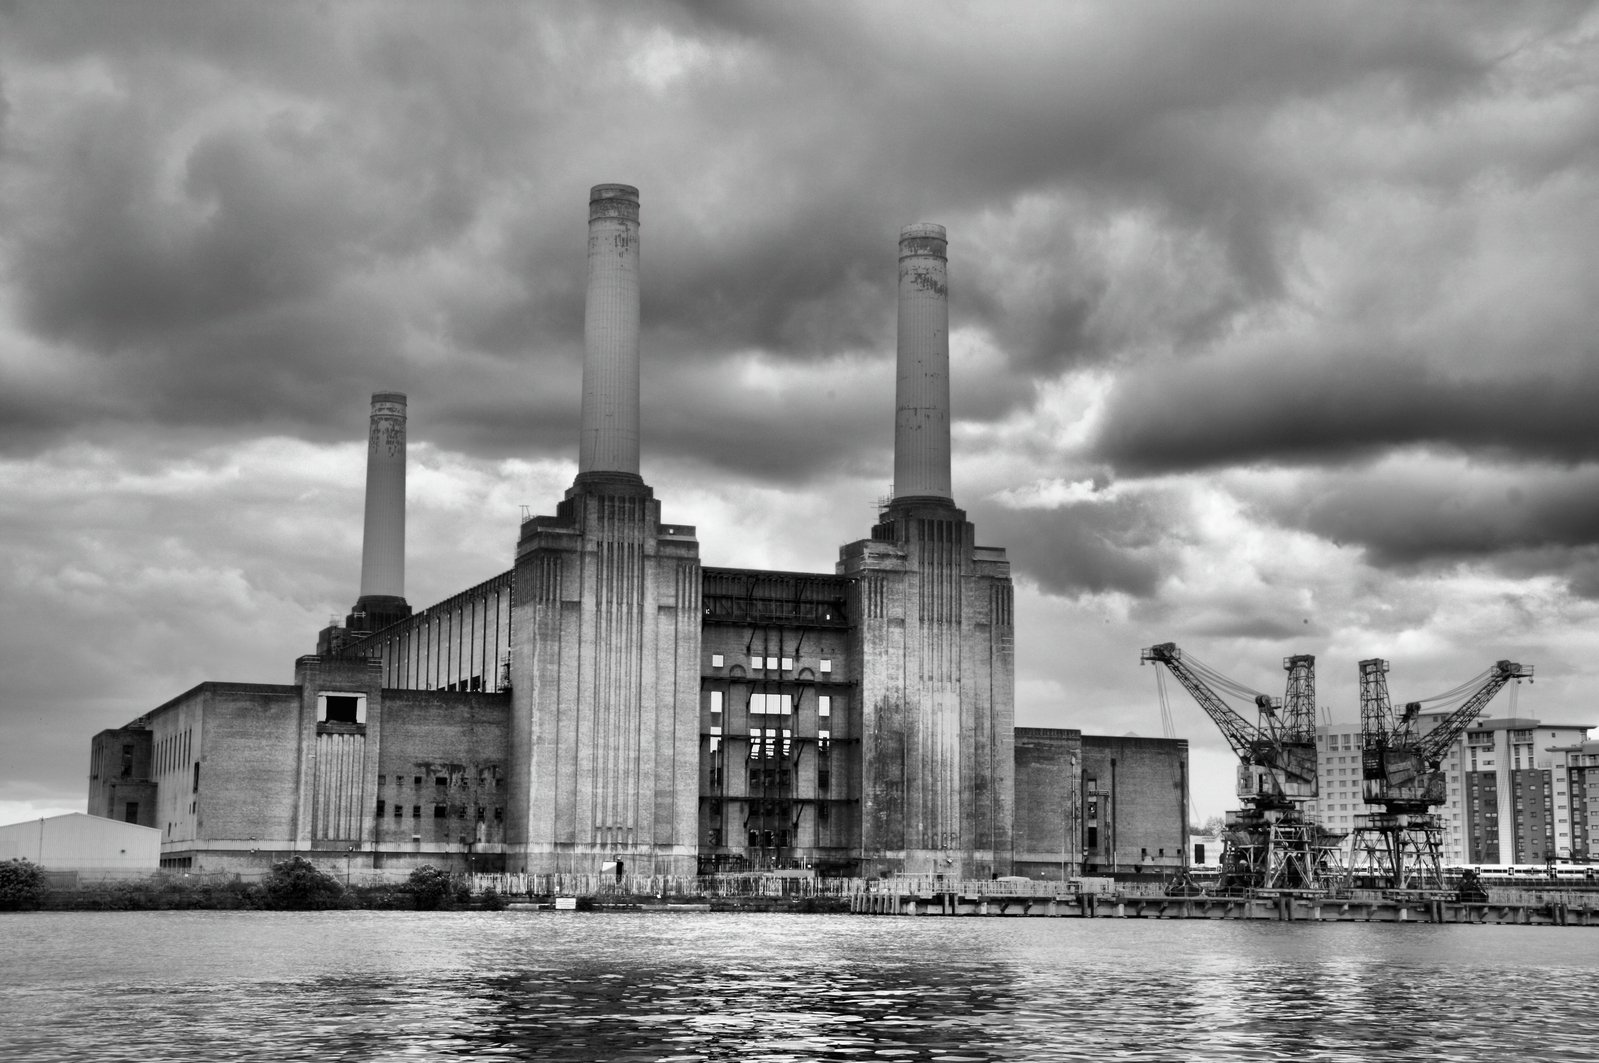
{"left": 3, "top": 911, "right": 1598, "bottom": 1061}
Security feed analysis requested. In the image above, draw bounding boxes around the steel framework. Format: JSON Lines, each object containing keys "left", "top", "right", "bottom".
{"left": 1350, "top": 657, "right": 1533, "bottom": 892}
{"left": 1143, "top": 643, "right": 1342, "bottom": 893}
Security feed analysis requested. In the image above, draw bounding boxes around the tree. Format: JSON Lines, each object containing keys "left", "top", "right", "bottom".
{"left": 261, "top": 856, "right": 346, "bottom": 910}
{"left": 0, "top": 858, "right": 47, "bottom": 911}
{"left": 407, "top": 864, "right": 465, "bottom": 910}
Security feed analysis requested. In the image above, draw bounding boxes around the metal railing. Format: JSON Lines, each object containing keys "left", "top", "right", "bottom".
{"left": 466, "top": 872, "right": 1120, "bottom": 900}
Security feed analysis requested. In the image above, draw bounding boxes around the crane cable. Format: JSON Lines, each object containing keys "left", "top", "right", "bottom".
{"left": 1155, "top": 665, "right": 1175, "bottom": 740}
{"left": 1152, "top": 666, "right": 1194, "bottom": 831}
{"left": 1175, "top": 649, "right": 1273, "bottom": 704}
{"left": 1407, "top": 666, "right": 1496, "bottom": 711}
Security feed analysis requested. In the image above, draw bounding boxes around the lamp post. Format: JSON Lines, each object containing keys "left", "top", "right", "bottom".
{"left": 345, "top": 845, "right": 354, "bottom": 888}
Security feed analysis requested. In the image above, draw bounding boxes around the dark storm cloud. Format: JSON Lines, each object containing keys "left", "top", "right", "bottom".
{"left": 1095, "top": 347, "right": 1599, "bottom": 475}
{"left": 0, "top": 3, "right": 590, "bottom": 452}
{"left": 669, "top": 1, "right": 1543, "bottom": 364}
{"left": 967, "top": 488, "right": 1181, "bottom": 599}
{"left": 1243, "top": 462, "right": 1599, "bottom": 579}
{"left": 4, "top": 0, "right": 1570, "bottom": 469}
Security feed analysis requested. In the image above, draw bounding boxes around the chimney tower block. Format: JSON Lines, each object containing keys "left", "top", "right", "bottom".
{"left": 892, "top": 222, "right": 952, "bottom": 504}
{"left": 352, "top": 391, "right": 410, "bottom": 631}
{"left": 579, "top": 183, "right": 642, "bottom": 480}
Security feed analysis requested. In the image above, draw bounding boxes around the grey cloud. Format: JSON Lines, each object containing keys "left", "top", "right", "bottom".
{"left": 1240, "top": 462, "right": 1599, "bottom": 595}
{"left": 1095, "top": 347, "right": 1599, "bottom": 476}
{"left": 968, "top": 490, "right": 1182, "bottom": 599}
{"left": 2, "top": 1, "right": 1574, "bottom": 469}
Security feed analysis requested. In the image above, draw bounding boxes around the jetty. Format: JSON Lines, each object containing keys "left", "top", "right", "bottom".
{"left": 847, "top": 879, "right": 1597, "bottom": 926}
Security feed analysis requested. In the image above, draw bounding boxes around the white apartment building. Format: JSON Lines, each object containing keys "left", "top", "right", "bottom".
{"left": 1306, "top": 716, "right": 1591, "bottom": 867}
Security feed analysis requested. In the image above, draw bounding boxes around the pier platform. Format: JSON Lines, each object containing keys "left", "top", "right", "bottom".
{"left": 848, "top": 888, "right": 1597, "bottom": 926}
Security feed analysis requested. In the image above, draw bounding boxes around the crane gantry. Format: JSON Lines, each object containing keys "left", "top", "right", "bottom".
{"left": 1141, "top": 643, "right": 1341, "bottom": 893}
{"left": 1351, "top": 657, "right": 1533, "bottom": 892}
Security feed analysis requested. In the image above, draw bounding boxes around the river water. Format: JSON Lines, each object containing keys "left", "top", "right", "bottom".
{"left": 2, "top": 911, "right": 1596, "bottom": 1062}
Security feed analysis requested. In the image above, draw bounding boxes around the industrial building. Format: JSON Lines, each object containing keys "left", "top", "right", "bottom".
{"left": 89, "top": 184, "right": 1187, "bottom": 883}
{"left": 0, "top": 813, "right": 160, "bottom": 880}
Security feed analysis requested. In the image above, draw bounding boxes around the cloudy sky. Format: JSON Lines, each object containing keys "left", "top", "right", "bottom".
{"left": 2, "top": 1, "right": 1596, "bottom": 827}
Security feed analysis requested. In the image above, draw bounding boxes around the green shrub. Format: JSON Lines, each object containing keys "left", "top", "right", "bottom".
{"left": 406, "top": 864, "right": 457, "bottom": 910}
{"left": 0, "top": 858, "right": 47, "bottom": 911}
{"left": 479, "top": 886, "right": 507, "bottom": 911}
{"left": 261, "top": 856, "right": 347, "bottom": 910}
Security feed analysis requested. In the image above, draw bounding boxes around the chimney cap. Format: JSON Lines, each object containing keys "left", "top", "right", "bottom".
{"left": 371, "top": 392, "right": 407, "bottom": 405}
{"left": 589, "top": 184, "right": 640, "bottom": 223}
{"left": 900, "top": 222, "right": 947, "bottom": 242}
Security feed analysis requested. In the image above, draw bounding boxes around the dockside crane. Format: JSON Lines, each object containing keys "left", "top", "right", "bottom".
{"left": 1350, "top": 657, "right": 1533, "bottom": 893}
{"left": 1141, "top": 644, "right": 1341, "bottom": 893}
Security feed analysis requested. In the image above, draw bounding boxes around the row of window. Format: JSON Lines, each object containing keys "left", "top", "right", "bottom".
{"left": 708, "top": 828, "right": 801, "bottom": 848}
{"left": 708, "top": 691, "right": 834, "bottom": 717}
{"left": 375, "top": 801, "right": 503, "bottom": 821}
{"left": 705, "top": 767, "right": 833, "bottom": 791}
{"left": 377, "top": 774, "right": 500, "bottom": 790}
{"left": 709, "top": 654, "right": 834, "bottom": 674}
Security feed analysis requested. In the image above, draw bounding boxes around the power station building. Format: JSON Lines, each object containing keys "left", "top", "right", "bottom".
{"left": 88, "top": 185, "right": 1188, "bottom": 882}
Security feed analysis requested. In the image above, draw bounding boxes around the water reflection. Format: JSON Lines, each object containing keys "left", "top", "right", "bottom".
{"left": 4, "top": 913, "right": 1599, "bottom": 1062}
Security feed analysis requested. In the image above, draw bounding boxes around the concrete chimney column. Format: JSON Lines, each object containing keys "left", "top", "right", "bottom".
{"left": 358, "top": 392, "right": 407, "bottom": 602}
{"left": 893, "top": 222, "right": 952, "bottom": 503}
{"left": 579, "top": 183, "right": 642, "bottom": 478}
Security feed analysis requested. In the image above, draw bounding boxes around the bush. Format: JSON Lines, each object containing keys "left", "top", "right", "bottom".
{"left": 261, "top": 856, "right": 347, "bottom": 910}
{"left": 479, "top": 886, "right": 507, "bottom": 911}
{"left": 0, "top": 858, "right": 47, "bottom": 911}
{"left": 406, "top": 864, "right": 460, "bottom": 910}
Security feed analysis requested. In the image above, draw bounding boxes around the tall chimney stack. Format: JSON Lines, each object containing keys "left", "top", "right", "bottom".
{"left": 578, "top": 183, "right": 642, "bottom": 480}
{"left": 892, "top": 222, "right": 952, "bottom": 504}
{"left": 351, "top": 391, "right": 410, "bottom": 632}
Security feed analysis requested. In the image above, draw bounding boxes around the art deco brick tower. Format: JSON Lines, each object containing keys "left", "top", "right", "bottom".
{"left": 839, "top": 223, "right": 1016, "bottom": 878}
{"left": 509, "top": 185, "right": 703, "bottom": 876}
